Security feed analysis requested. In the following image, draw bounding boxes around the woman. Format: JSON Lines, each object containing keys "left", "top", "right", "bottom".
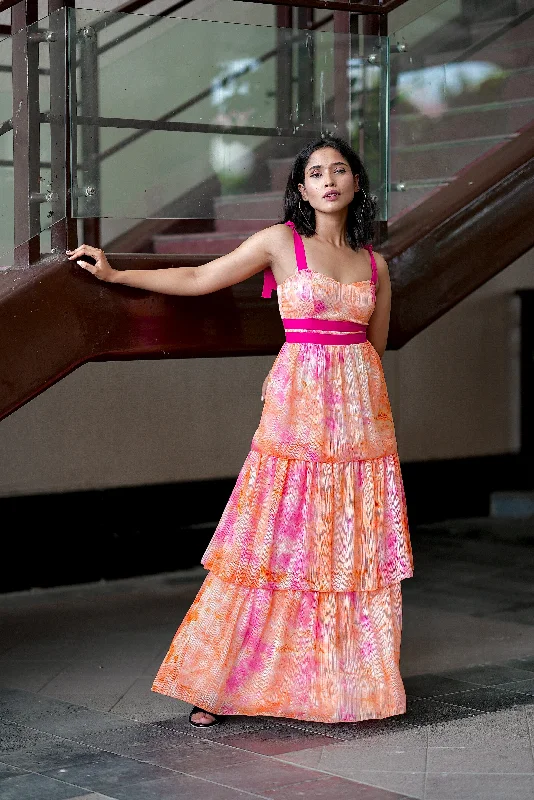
{"left": 67, "top": 135, "right": 413, "bottom": 727}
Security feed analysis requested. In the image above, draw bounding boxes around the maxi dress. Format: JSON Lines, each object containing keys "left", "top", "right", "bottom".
{"left": 152, "top": 222, "right": 414, "bottom": 723}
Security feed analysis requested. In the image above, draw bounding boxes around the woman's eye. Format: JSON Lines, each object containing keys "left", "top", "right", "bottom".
{"left": 335, "top": 168, "right": 346, "bottom": 174}
{"left": 310, "top": 172, "right": 320, "bottom": 178}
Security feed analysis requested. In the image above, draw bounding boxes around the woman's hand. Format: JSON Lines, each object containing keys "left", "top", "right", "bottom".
{"left": 66, "top": 245, "right": 117, "bottom": 282}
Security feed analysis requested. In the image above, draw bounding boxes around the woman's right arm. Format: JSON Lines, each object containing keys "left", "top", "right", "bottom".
{"left": 67, "top": 225, "right": 284, "bottom": 296}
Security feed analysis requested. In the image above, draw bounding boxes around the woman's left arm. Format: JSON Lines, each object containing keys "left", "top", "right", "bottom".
{"left": 366, "top": 252, "right": 391, "bottom": 358}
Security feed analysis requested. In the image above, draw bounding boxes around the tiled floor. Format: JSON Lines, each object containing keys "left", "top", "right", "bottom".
{"left": 0, "top": 523, "right": 533, "bottom": 799}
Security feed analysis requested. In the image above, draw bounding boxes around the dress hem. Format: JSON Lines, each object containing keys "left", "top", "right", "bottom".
{"left": 150, "top": 684, "right": 407, "bottom": 724}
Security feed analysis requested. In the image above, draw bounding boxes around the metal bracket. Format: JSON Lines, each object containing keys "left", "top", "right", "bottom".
{"left": 28, "top": 30, "right": 56, "bottom": 43}
{"left": 30, "top": 190, "right": 59, "bottom": 203}
{"left": 75, "top": 185, "right": 97, "bottom": 198}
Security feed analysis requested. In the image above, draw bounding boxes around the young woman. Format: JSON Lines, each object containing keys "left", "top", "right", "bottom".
{"left": 67, "top": 135, "right": 413, "bottom": 727}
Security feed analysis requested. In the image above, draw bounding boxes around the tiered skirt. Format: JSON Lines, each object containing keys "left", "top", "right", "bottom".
{"left": 152, "top": 342, "right": 413, "bottom": 723}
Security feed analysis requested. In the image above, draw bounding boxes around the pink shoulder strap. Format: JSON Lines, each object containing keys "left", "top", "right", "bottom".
{"left": 261, "top": 220, "right": 308, "bottom": 298}
{"left": 285, "top": 220, "right": 309, "bottom": 271}
{"left": 364, "top": 244, "right": 378, "bottom": 285}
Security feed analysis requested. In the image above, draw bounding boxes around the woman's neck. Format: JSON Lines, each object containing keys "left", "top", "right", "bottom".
{"left": 313, "top": 210, "right": 348, "bottom": 247}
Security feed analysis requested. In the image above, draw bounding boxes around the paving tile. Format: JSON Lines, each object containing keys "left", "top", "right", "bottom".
{"left": 427, "top": 706, "right": 532, "bottom": 749}
{"left": 434, "top": 686, "right": 534, "bottom": 714}
{"left": 0, "top": 762, "right": 23, "bottom": 779}
{"left": 276, "top": 736, "right": 427, "bottom": 773}
{"left": 0, "top": 660, "right": 65, "bottom": 692}
{"left": 508, "top": 657, "right": 534, "bottom": 672}
{"left": 439, "top": 664, "right": 534, "bottom": 687}
{"left": 0, "top": 721, "right": 102, "bottom": 771}
{"left": 403, "top": 674, "right": 479, "bottom": 699}
{"left": 68, "top": 796, "right": 117, "bottom": 800}
{"left": 79, "top": 720, "right": 195, "bottom": 755}
{"left": 427, "top": 743, "right": 534, "bottom": 774}
{"left": 216, "top": 725, "right": 337, "bottom": 755}
{"left": 304, "top": 771, "right": 424, "bottom": 799}
{"left": 0, "top": 771, "right": 91, "bottom": 800}
{"left": 262, "top": 773, "right": 416, "bottom": 799}
{"left": 144, "top": 740, "right": 264, "bottom": 772}
{"left": 0, "top": 687, "right": 140, "bottom": 740}
{"left": 43, "top": 751, "right": 171, "bottom": 793}
{"left": 194, "top": 756, "right": 335, "bottom": 794}
{"left": 104, "top": 772, "right": 264, "bottom": 799}
{"left": 494, "top": 677, "right": 534, "bottom": 694}
{"left": 425, "top": 771, "right": 534, "bottom": 800}
{"left": 40, "top": 669, "right": 140, "bottom": 712}
{"left": 107, "top": 678, "right": 193, "bottom": 722}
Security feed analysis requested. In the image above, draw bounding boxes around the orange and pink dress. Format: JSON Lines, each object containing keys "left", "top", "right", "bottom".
{"left": 152, "top": 221, "right": 413, "bottom": 723}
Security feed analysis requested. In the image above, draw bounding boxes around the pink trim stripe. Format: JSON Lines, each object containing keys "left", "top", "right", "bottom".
{"left": 283, "top": 318, "right": 367, "bottom": 333}
{"left": 285, "top": 331, "right": 367, "bottom": 345}
{"left": 261, "top": 268, "right": 277, "bottom": 299}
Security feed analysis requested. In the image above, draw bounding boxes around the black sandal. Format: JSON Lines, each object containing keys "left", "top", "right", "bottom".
{"left": 188, "top": 705, "right": 220, "bottom": 728}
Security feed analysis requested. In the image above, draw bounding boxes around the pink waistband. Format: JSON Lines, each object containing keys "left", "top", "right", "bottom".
{"left": 282, "top": 318, "right": 368, "bottom": 345}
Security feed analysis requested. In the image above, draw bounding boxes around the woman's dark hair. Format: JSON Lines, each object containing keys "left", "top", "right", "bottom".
{"left": 283, "top": 135, "right": 376, "bottom": 250}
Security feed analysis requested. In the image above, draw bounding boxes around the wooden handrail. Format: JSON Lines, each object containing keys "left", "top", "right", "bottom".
{"left": 383, "top": 120, "right": 534, "bottom": 348}
{"left": 1, "top": 120, "right": 533, "bottom": 420}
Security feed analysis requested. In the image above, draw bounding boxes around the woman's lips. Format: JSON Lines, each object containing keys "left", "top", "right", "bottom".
{"left": 323, "top": 191, "right": 340, "bottom": 201}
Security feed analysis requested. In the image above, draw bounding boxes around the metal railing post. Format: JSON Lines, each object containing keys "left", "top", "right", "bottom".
{"left": 48, "top": 0, "right": 77, "bottom": 256}
{"left": 276, "top": 6, "right": 293, "bottom": 129}
{"left": 11, "top": 0, "right": 40, "bottom": 266}
{"left": 78, "top": 23, "right": 101, "bottom": 247}
{"left": 297, "top": 7, "right": 314, "bottom": 128}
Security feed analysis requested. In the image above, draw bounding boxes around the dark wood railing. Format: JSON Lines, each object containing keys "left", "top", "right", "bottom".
{"left": 1, "top": 0, "right": 533, "bottom": 421}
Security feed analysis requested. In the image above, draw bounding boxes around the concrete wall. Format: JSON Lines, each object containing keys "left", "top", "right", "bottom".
{"left": 0, "top": 246, "right": 532, "bottom": 497}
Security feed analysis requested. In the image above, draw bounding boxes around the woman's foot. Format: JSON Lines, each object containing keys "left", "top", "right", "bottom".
{"left": 189, "top": 705, "right": 220, "bottom": 727}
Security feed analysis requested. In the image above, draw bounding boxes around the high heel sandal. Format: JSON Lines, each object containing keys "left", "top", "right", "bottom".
{"left": 188, "top": 705, "right": 220, "bottom": 728}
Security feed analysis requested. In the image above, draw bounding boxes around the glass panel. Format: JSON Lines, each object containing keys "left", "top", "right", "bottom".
{"left": 70, "top": 8, "right": 389, "bottom": 249}
{"left": 389, "top": 0, "right": 534, "bottom": 219}
{"left": 0, "top": 6, "right": 67, "bottom": 265}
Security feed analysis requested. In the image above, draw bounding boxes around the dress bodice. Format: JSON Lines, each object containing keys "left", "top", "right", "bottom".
{"left": 277, "top": 271, "right": 376, "bottom": 326}
{"left": 262, "top": 221, "right": 377, "bottom": 327}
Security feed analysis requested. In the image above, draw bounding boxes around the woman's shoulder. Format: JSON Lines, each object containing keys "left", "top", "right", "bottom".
{"left": 246, "top": 222, "right": 294, "bottom": 252}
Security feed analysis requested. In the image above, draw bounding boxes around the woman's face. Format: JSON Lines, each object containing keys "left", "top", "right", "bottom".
{"left": 298, "top": 147, "right": 359, "bottom": 214}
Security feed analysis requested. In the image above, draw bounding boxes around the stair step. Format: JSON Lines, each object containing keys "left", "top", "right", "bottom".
{"left": 388, "top": 185, "right": 444, "bottom": 221}
{"left": 390, "top": 136, "right": 513, "bottom": 181}
{"left": 153, "top": 232, "right": 248, "bottom": 256}
{"left": 391, "top": 99, "right": 534, "bottom": 148}
{"left": 215, "top": 219, "right": 274, "bottom": 234}
{"left": 214, "top": 191, "right": 283, "bottom": 221}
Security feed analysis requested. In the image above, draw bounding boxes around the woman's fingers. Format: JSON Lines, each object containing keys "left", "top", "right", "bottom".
{"left": 66, "top": 244, "right": 102, "bottom": 261}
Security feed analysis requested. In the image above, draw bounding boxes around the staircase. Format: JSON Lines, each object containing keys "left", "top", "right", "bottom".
{"left": 152, "top": 6, "right": 534, "bottom": 256}
{"left": 153, "top": 158, "right": 291, "bottom": 256}
{"left": 1, "top": 1, "right": 534, "bottom": 421}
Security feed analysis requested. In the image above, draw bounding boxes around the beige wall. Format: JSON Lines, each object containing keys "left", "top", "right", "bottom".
{"left": 383, "top": 247, "right": 533, "bottom": 461}
{"left": 0, "top": 246, "right": 532, "bottom": 497}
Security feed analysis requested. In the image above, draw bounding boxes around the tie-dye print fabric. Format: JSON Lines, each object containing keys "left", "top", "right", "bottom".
{"left": 152, "top": 264, "right": 413, "bottom": 724}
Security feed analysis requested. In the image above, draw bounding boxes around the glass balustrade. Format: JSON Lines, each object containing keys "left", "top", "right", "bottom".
{"left": 389, "top": 0, "right": 534, "bottom": 219}
{"left": 70, "top": 8, "right": 389, "bottom": 249}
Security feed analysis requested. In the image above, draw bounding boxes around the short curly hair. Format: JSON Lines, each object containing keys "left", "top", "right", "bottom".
{"left": 283, "top": 135, "right": 377, "bottom": 251}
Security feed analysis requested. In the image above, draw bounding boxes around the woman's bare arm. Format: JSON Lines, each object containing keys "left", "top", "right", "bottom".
{"left": 366, "top": 253, "right": 391, "bottom": 358}
{"left": 67, "top": 225, "right": 285, "bottom": 296}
